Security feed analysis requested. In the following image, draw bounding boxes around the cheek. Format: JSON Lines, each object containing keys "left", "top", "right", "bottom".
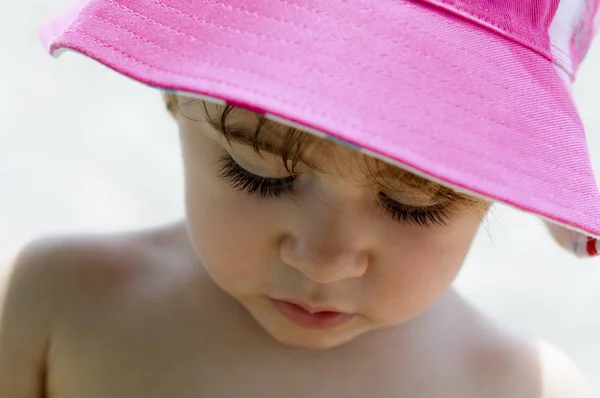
{"left": 183, "top": 160, "right": 279, "bottom": 294}
{"left": 367, "top": 211, "right": 482, "bottom": 324}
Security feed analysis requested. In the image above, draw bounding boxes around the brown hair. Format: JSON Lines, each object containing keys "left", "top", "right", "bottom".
{"left": 164, "top": 92, "right": 485, "bottom": 208}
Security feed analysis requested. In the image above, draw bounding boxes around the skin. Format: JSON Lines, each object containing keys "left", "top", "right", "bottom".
{"left": 0, "top": 95, "right": 593, "bottom": 397}
{"left": 177, "top": 98, "right": 486, "bottom": 349}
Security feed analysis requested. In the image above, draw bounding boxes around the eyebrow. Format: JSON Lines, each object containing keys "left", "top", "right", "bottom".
{"left": 215, "top": 125, "right": 287, "bottom": 158}
{"left": 206, "top": 118, "right": 323, "bottom": 170}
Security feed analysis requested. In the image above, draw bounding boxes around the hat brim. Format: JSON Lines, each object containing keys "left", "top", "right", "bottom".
{"left": 40, "top": 0, "right": 600, "bottom": 238}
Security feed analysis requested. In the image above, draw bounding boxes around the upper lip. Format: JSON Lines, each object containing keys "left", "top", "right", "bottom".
{"left": 274, "top": 298, "right": 348, "bottom": 314}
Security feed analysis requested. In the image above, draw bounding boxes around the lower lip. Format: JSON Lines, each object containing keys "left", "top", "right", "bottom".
{"left": 270, "top": 299, "right": 354, "bottom": 329}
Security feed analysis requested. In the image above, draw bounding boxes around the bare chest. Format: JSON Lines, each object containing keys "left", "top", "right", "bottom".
{"left": 45, "top": 309, "right": 465, "bottom": 398}
{"left": 41, "top": 266, "right": 513, "bottom": 398}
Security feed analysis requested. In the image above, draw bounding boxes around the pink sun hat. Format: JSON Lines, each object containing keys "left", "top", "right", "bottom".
{"left": 39, "top": 0, "right": 600, "bottom": 257}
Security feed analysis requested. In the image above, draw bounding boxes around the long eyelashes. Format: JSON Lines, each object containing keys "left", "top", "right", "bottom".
{"left": 218, "top": 155, "right": 296, "bottom": 198}
{"left": 217, "top": 155, "right": 452, "bottom": 227}
{"left": 378, "top": 193, "right": 452, "bottom": 227}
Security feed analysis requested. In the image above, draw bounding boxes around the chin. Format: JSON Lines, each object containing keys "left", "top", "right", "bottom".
{"left": 272, "top": 333, "right": 351, "bottom": 350}
{"left": 264, "top": 323, "right": 367, "bottom": 351}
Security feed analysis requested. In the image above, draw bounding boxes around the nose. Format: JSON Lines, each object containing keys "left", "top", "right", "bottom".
{"left": 280, "top": 210, "right": 371, "bottom": 284}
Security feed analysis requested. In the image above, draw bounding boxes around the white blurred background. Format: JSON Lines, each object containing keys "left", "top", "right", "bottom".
{"left": 1, "top": 0, "right": 600, "bottom": 391}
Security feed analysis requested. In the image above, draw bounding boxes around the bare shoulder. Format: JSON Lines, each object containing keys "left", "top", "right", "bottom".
{"left": 442, "top": 293, "right": 592, "bottom": 398}
{"left": 0, "top": 221, "right": 197, "bottom": 396}
{"left": 473, "top": 336, "right": 593, "bottom": 398}
{"left": 1, "top": 221, "right": 198, "bottom": 336}
{"left": 3, "top": 221, "right": 195, "bottom": 310}
{"left": 536, "top": 340, "right": 594, "bottom": 398}
{"left": 1, "top": 220, "right": 199, "bottom": 343}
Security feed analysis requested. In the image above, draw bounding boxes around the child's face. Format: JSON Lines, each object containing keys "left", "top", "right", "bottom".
{"left": 171, "top": 95, "right": 487, "bottom": 350}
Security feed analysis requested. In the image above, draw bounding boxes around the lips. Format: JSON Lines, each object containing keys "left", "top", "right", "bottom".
{"left": 270, "top": 298, "right": 354, "bottom": 329}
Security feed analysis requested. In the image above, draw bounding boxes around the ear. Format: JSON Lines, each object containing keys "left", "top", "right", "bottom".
{"left": 162, "top": 91, "right": 177, "bottom": 118}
